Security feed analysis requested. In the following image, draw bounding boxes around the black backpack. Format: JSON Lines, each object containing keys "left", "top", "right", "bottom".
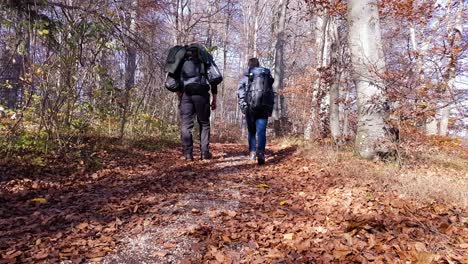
{"left": 165, "top": 45, "right": 186, "bottom": 75}
{"left": 180, "top": 57, "right": 210, "bottom": 95}
{"left": 164, "top": 73, "right": 182, "bottom": 92}
{"left": 247, "top": 67, "right": 275, "bottom": 113}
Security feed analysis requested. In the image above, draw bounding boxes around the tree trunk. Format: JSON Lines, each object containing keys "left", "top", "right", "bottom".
{"left": 347, "top": 0, "right": 390, "bottom": 159}
{"left": 220, "top": 0, "right": 232, "bottom": 120}
{"left": 329, "top": 18, "right": 341, "bottom": 142}
{"left": 271, "top": 0, "right": 288, "bottom": 136}
{"left": 119, "top": 0, "right": 138, "bottom": 139}
{"left": 253, "top": 0, "right": 260, "bottom": 58}
{"left": 439, "top": 0, "right": 463, "bottom": 136}
{"left": 304, "top": 13, "right": 331, "bottom": 140}
{"left": 0, "top": 49, "right": 22, "bottom": 109}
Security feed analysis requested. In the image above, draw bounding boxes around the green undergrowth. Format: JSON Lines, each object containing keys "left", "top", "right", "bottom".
{"left": 0, "top": 127, "right": 180, "bottom": 173}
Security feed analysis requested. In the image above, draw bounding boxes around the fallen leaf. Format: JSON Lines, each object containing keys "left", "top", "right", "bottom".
{"left": 414, "top": 242, "right": 427, "bottom": 252}
{"left": 31, "top": 197, "right": 47, "bottom": 204}
{"left": 76, "top": 222, "right": 88, "bottom": 230}
{"left": 209, "top": 210, "right": 219, "bottom": 218}
{"left": 333, "top": 250, "right": 351, "bottom": 260}
{"left": 283, "top": 233, "right": 294, "bottom": 240}
{"left": 153, "top": 250, "right": 168, "bottom": 257}
{"left": 163, "top": 243, "right": 177, "bottom": 249}
{"left": 33, "top": 252, "right": 48, "bottom": 260}
{"left": 3, "top": 250, "right": 22, "bottom": 259}
{"left": 226, "top": 210, "right": 237, "bottom": 217}
{"left": 265, "top": 249, "right": 283, "bottom": 258}
{"left": 413, "top": 251, "right": 439, "bottom": 264}
{"left": 86, "top": 249, "right": 106, "bottom": 259}
{"left": 343, "top": 233, "right": 353, "bottom": 246}
{"left": 256, "top": 183, "right": 269, "bottom": 188}
{"left": 213, "top": 251, "right": 225, "bottom": 262}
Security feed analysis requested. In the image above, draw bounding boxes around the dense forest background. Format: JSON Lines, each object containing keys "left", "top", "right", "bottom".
{"left": 0, "top": 0, "right": 466, "bottom": 159}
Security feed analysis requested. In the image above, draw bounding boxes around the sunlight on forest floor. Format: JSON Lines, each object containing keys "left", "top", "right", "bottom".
{"left": 287, "top": 138, "right": 468, "bottom": 210}
{"left": 1, "top": 137, "right": 467, "bottom": 262}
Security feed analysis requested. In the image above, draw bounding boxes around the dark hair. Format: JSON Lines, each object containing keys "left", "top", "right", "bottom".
{"left": 248, "top": 58, "right": 260, "bottom": 68}
{"left": 186, "top": 47, "right": 198, "bottom": 59}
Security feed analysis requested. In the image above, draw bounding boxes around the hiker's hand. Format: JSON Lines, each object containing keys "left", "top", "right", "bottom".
{"left": 241, "top": 105, "right": 247, "bottom": 115}
{"left": 211, "top": 99, "right": 217, "bottom": 110}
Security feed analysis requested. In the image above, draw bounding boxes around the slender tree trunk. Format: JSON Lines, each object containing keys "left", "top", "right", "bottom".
{"left": 439, "top": 0, "right": 463, "bottom": 136}
{"left": 409, "top": 22, "right": 437, "bottom": 134}
{"left": 220, "top": 0, "right": 232, "bottom": 120}
{"left": 173, "top": 0, "right": 180, "bottom": 45}
{"left": 253, "top": 0, "right": 260, "bottom": 57}
{"left": 119, "top": 0, "right": 138, "bottom": 139}
{"left": 329, "top": 18, "right": 341, "bottom": 142}
{"left": 271, "top": 0, "right": 289, "bottom": 136}
{"left": 348, "top": 0, "right": 390, "bottom": 159}
{"left": 304, "top": 14, "right": 330, "bottom": 139}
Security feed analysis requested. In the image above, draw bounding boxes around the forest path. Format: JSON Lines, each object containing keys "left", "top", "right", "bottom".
{"left": 102, "top": 143, "right": 467, "bottom": 263}
{"left": 1, "top": 143, "right": 467, "bottom": 263}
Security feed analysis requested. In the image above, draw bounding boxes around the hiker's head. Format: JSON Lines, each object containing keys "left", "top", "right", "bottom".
{"left": 186, "top": 47, "right": 199, "bottom": 59}
{"left": 248, "top": 58, "right": 260, "bottom": 68}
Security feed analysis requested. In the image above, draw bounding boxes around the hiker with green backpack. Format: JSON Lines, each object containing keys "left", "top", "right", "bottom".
{"left": 164, "top": 44, "right": 223, "bottom": 161}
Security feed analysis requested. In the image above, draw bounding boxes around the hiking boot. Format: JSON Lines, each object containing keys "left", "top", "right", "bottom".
{"left": 201, "top": 152, "right": 213, "bottom": 160}
{"left": 257, "top": 152, "right": 265, "bottom": 165}
{"left": 249, "top": 151, "right": 256, "bottom": 160}
{"left": 184, "top": 152, "right": 194, "bottom": 161}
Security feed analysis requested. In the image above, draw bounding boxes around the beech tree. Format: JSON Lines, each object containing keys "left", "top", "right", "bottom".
{"left": 347, "top": 0, "right": 391, "bottom": 159}
{"left": 271, "top": 0, "right": 289, "bottom": 136}
{"left": 439, "top": 0, "right": 463, "bottom": 136}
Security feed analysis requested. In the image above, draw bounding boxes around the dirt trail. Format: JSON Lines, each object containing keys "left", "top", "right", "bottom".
{"left": 103, "top": 143, "right": 467, "bottom": 263}
{"left": 104, "top": 150, "right": 251, "bottom": 264}
{"left": 1, "top": 143, "right": 467, "bottom": 263}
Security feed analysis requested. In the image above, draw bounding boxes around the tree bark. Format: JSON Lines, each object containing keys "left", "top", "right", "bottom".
{"left": 119, "top": 0, "right": 138, "bottom": 139}
{"left": 272, "top": 0, "right": 289, "bottom": 136}
{"left": 347, "top": 0, "right": 390, "bottom": 159}
{"left": 220, "top": 0, "right": 232, "bottom": 120}
{"left": 304, "top": 13, "right": 331, "bottom": 140}
{"left": 439, "top": 0, "right": 463, "bottom": 136}
{"left": 329, "top": 18, "right": 341, "bottom": 142}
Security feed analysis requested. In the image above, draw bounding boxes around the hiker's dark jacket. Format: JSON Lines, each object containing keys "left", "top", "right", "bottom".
{"left": 237, "top": 68, "right": 274, "bottom": 118}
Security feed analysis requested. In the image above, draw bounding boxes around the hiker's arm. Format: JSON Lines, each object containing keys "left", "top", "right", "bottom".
{"left": 237, "top": 77, "right": 248, "bottom": 114}
{"left": 210, "top": 83, "right": 218, "bottom": 95}
{"left": 210, "top": 84, "right": 218, "bottom": 110}
{"left": 211, "top": 93, "right": 217, "bottom": 110}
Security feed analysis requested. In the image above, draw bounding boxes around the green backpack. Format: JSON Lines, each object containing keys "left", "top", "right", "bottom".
{"left": 164, "top": 43, "right": 223, "bottom": 92}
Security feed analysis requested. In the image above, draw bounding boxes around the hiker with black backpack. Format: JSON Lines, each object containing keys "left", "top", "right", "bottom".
{"left": 237, "top": 58, "right": 275, "bottom": 165}
{"left": 164, "top": 44, "right": 223, "bottom": 161}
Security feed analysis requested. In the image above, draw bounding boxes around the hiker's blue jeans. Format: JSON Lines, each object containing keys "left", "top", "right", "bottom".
{"left": 246, "top": 113, "right": 268, "bottom": 153}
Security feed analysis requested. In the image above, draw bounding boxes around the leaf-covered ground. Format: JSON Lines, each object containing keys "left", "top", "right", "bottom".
{"left": 1, "top": 142, "right": 467, "bottom": 263}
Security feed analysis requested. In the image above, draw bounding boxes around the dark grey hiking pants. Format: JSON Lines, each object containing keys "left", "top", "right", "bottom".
{"left": 180, "top": 92, "right": 211, "bottom": 154}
